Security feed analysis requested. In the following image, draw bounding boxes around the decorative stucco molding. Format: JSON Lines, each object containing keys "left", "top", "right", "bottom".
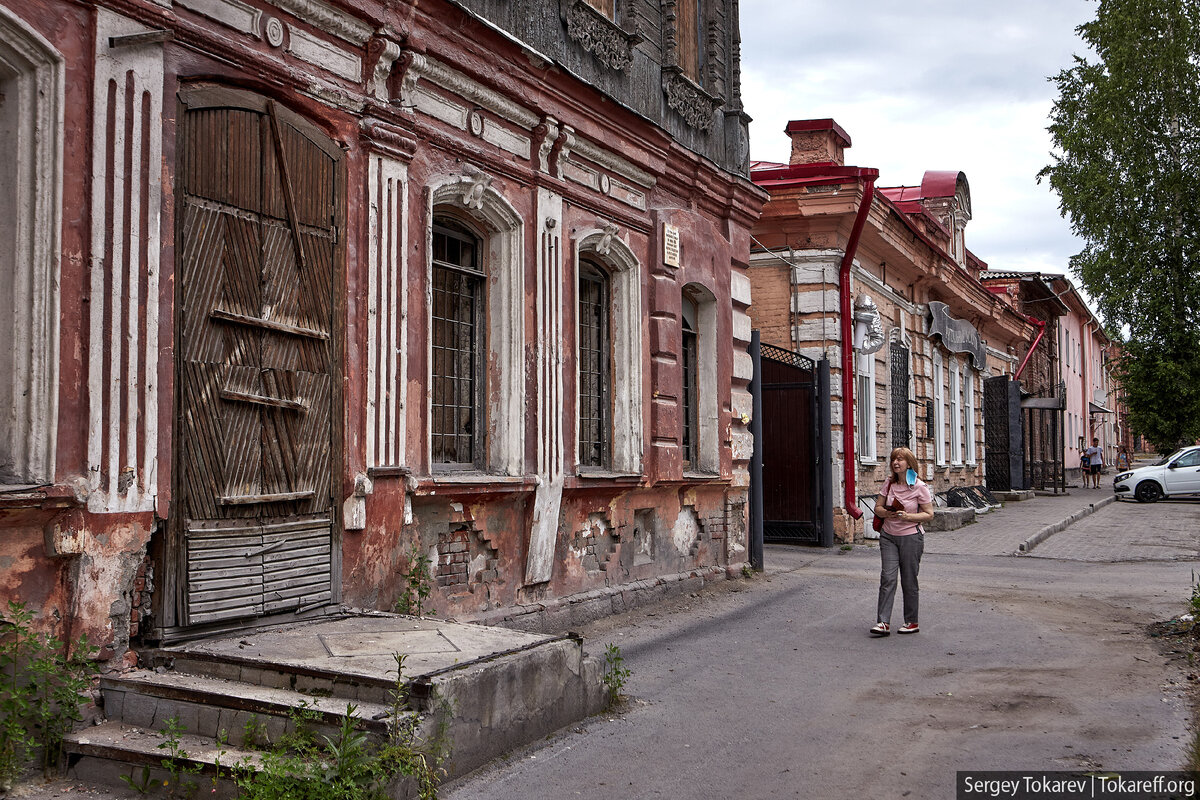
{"left": 364, "top": 33, "right": 402, "bottom": 102}
{"left": 0, "top": 5, "right": 63, "bottom": 487}
{"left": 266, "top": 0, "right": 373, "bottom": 44}
{"left": 570, "top": 134, "right": 655, "bottom": 188}
{"left": 533, "top": 116, "right": 560, "bottom": 174}
{"left": 562, "top": 0, "right": 637, "bottom": 71}
{"left": 407, "top": 53, "right": 540, "bottom": 129}
{"left": 662, "top": 68, "right": 718, "bottom": 129}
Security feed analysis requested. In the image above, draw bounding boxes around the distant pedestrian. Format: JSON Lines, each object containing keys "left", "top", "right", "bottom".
{"left": 1084, "top": 438, "right": 1104, "bottom": 488}
{"left": 1116, "top": 446, "right": 1131, "bottom": 471}
{"left": 870, "top": 447, "right": 934, "bottom": 638}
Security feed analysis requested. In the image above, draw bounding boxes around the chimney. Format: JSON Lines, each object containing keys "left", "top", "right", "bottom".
{"left": 786, "top": 119, "right": 851, "bottom": 167}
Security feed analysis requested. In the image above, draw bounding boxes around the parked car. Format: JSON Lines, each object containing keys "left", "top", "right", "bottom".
{"left": 1113, "top": 445, "right": 1200, "bottom": 502}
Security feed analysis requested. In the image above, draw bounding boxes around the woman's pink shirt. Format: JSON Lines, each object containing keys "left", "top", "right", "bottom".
{"left": 879, "top": 478, "right": 932, "bottom": 536}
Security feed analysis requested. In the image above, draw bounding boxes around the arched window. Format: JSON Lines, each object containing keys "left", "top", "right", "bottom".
{"left": 681, "top": 293, "right": 700, "bottom": 469}
{"left": 573, "top": 227, "right": 642, "bottom": 475}
{"left": 680, "top": 283, "right": 718, "bottom": 474}
{"left": 577, "top": 259, "right": 611, "bottom": 468}
{"left": 431, "top": 216, "right": 484, "bottom": 468}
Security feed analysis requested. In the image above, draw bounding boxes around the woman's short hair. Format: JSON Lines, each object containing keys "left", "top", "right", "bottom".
{"left": 888, "top": 447, "right": 918, "bottom": 475}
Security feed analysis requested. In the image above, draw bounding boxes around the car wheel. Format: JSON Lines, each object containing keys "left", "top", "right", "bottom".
{"left": 1135, "top": 481, "right": 1164, "bottom": 503}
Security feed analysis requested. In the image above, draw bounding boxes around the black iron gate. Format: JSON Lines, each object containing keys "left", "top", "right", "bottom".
{"left": 984, "top": 376, "right": 1023, "bottom": 491}
{"left": 1023, "top": 381, "right": 1066, "bottom": 492}
{"left": 759, "top": 344, "right": 827, "bottom": 544}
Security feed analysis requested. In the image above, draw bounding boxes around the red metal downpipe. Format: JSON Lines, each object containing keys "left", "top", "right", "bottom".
{"left": 839, "top": 171, "right": 878, "bottom": 521}
{"left": 1014, "top": 314, "right": 1046, "bottom": 381}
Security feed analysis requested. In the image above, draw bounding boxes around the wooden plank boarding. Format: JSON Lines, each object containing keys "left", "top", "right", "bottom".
{"left": 172, "top": 87, "right": 343, "bottom": 633}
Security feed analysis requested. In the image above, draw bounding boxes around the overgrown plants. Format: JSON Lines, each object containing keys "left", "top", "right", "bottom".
{"left": 228, "top": 653, "right": 446, "bottom": 800}
{"left": 0, "top": 600, "right": 97, "bottom": 791}
{"left": 395, "top": 546, "right": 436, "bottom": 618}
{"left": 601, "top": 643, "right": 631, "bottom": 707}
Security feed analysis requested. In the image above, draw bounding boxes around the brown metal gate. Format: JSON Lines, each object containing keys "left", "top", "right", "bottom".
{"left": 168, "top": 86, "right": 344, "bottom": 634}
{"left": 760, "top": 344, "right": 819, "bottom": 544}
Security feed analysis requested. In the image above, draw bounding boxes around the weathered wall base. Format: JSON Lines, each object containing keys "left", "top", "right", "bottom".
{"left": 466, "top": 564, "right": 737, "bottom": 633}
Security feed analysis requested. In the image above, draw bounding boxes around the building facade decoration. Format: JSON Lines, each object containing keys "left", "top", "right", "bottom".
{"left": 662, "top": 69, "right": 718, "bottom": 129}
{"left": 928, "top": 301, "right": 986, "bottom": 369}
{"left": 0, "top": 0, "right": 762, "bottom": 667}
{"left": 562, "top": 0, "right": 635, "bottom": 71}
{"left": 749, "top": 119, "right": 1031, "bottom": 541}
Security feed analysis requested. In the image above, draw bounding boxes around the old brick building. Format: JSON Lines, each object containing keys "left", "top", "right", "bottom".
{"left": 0, "top": 0, "right": 763, "bottom": 656}
{"left": 749, "top": 120, "right": 1033, "bottom": 541}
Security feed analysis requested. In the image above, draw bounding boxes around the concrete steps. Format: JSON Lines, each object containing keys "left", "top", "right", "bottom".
{"left": 62, "top": 615, "right": 608, "bottom": 797}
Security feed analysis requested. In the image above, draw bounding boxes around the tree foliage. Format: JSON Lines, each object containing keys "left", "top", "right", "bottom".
{"left": 1040, "top": 0, "right": 1200, "bottom": 450}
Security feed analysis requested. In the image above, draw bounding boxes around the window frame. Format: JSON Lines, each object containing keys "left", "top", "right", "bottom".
{"left": 857, "top": 349, "right": 877, "bottom": 463}
{"left": 576, "top": 258, "right": 612, "bottom": 470}
{"left": 933, "top": 351, "right": 946, "bottom": 466}
{"left": 964, "top": 366, "right": 976, "bottom": 465}
{"left": 429, "top": 217, "right": 486, "bottom": 471}
{"left": 950, "top": 360, "right": 962, "bottom": 465}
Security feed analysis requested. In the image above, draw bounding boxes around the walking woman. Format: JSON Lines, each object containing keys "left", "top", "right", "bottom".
{"left": 870, "top": 447, "right": 934, "bottom": 637}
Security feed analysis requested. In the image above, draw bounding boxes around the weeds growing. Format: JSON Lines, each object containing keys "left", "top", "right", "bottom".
{"left": 0, "top": 601, "right": 97, "bottom": 790}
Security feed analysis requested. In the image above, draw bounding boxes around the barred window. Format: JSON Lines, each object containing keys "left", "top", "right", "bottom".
{"left": 431, "top": 218, "right": 483, "bottom": 468}
{"left": 578, "top": 260, "right": 611, "bottom": 468}
{"left": 681, "top": 293, "right": 699, "bottom": 469}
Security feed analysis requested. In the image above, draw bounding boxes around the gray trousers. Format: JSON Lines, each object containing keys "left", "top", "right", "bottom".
{"left": 877, "top": 531, "right": 924, "bottom": 625}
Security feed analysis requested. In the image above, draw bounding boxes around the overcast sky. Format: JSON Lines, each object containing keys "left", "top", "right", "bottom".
{"left": 740, "top": 0, "right": 1096, "bottom": 277}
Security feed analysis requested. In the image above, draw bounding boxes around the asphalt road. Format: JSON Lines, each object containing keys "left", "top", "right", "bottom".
{"left": 444, "top": 497, "right": 1200, "bottom": 800}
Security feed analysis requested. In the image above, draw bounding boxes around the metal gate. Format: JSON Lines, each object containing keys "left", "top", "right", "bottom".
{"left": 984, "top": 376, "right": 1023, "bottom": 491}
{"left": 167, "top": 86, "right": 344, "bottom": 634}
{"left": 760, "top": 344, "right": 821, "bottom": 544}
{"left": 1023, "top": 381, "right": 1066, "bottom": 491}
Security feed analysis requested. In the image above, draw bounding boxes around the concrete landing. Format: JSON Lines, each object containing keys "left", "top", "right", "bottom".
{"left": 64, "top": 613, "right": 608, "bottom": 796}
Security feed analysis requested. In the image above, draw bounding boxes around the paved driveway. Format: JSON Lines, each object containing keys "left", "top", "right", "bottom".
{"left": 444, "top": 496, "right": 1200, "bottom": 800}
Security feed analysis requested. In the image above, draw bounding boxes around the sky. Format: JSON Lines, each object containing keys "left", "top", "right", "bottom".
{"left": 740, "top": 0, "right": 1096, "bottom": 278}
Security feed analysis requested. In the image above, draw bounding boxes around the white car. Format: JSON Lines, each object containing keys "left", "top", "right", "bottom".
{"left": 1113, "top": 445, "right": 1200, "bottom": 502}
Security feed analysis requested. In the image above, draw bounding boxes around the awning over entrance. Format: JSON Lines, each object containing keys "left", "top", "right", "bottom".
{"left": 1088, "top": 402, "right": 1113, "bottom": 415}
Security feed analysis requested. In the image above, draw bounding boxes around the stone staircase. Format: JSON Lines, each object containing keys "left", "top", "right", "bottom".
{"left": 64, "top": 652, "right": 426, "bottom": 798}
{"left": 62, "top": 616, "right": 608, "bottom": 798}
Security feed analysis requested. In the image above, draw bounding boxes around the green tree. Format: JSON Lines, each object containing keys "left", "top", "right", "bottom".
{"left": 1040, "top": 0, "right": 1200, "bottom": 450}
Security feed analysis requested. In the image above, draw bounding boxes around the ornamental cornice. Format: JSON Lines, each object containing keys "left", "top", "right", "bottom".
{"left": 570, "top": 134, "right": 655, "bottom": 188}
{"left": 661, "top": 67, "right": 719, "bottom": 130}
{"left": 408, "top": 53, "right": 540, "bottom": 129}
{"left": 266, "top": 0, "right": 373, "bottom": 45}
{"left": 561, "top": 0, "right": 638, "bottom": 72}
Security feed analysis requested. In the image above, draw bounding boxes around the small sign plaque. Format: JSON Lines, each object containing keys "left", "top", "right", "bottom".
{"left": 663, "top": 223, "right": 680, "bottom": 268}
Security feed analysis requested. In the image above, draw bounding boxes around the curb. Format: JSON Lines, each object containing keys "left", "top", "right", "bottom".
{"left": 1017, "top": 494, "right": 1117, "bottom": 553}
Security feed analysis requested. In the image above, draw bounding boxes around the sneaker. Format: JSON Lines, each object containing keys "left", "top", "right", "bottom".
{"left": 869, "top": 622, "right": 890, "bottom": 637}
{"left": 897, "top": 622, "right": 919, "bottom": 634}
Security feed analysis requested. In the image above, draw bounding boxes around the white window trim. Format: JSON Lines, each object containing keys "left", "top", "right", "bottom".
{"left": 0, "top": 8, "right": 63, "bottom": 486}
{"left": 933, "top": 351, "right": 945, "bottom": 466}
{"left": 965, "top": 367, "right": 976, "bottom": 465}
{"left": 427, "top": 175, "right": 525, "bottom": 476}
{"left": 682, "top": 283, "right": 720, "bottom": 475}
{"left": 950, "top": 360, "right": 962, "bottom": 465}
{"left": 857, "top": 350, "right": 877, "bottom": 463}
{"left": 573, "top": 228, "right": 643, "bottom": 475}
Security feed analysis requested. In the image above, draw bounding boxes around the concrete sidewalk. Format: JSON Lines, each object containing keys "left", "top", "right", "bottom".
{"left": 923, "top": 486, "right": 1115, "bottom": 557}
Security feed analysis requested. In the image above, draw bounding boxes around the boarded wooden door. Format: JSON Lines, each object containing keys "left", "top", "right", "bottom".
{"left": 172, "top": 87, "right": 343, "bottom": 630}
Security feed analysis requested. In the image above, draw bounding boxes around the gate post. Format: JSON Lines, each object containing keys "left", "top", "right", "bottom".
{"left": 748, "top": 330, "right": 764, "bottom": 570}
{"left": 817, "top": 358, "right": 834, "bottom": 548}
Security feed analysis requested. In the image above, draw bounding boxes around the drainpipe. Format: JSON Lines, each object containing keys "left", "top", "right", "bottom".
{"left": 1014, "top": 314, "right": 1046, "bottom": 381}
{"left": 838, "top": 170, "right": 878, "bottom": 520}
